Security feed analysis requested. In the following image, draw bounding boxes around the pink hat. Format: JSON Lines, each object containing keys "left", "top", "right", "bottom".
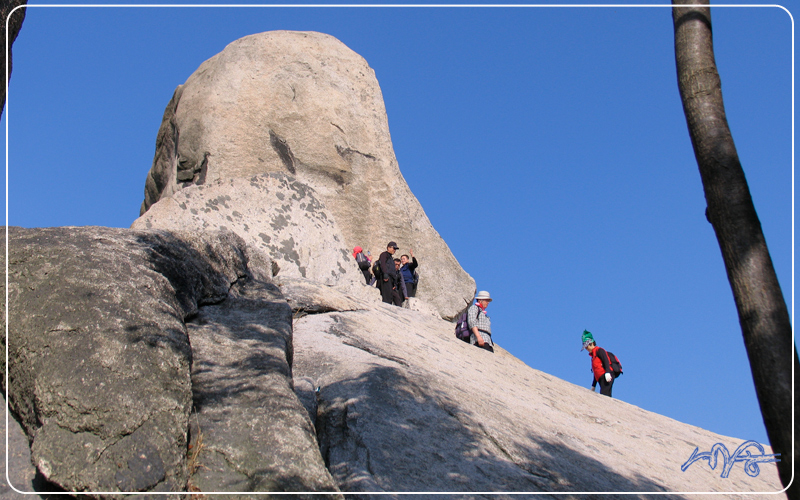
{"left": 352, "top": 246, "right": 363, "bottom": 258}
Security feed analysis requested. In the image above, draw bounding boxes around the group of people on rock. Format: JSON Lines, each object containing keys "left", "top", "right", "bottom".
{"left": 352, "top": 241, "right": 419, "bottom": 307}
{"left": 353, "top": 243, "right": 622, "bottom": 399}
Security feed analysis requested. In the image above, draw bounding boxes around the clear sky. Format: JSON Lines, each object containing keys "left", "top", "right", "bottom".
{"left": 4, "top": 1, "right": 793, "bottom": 452}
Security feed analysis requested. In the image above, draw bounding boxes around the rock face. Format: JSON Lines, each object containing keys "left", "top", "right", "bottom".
{"left": 136, "top": 30, "right": 474, "bottom": 320}
{"left": 134, "top": 172, "right": 361, "bottom": 287}
{"left": 4, "top": 226, "right": 336, "bottom": 497}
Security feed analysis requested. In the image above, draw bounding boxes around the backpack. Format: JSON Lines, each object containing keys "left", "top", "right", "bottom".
{"left": 372, "top": 260, "right": 382, "bottom": 280}
{"left": 355, "top": 252, "right": 370, "bottom": 271}
{"left": 454, "top": 305, "right": 480, "bottom": 342}
{"left": 603, "top": 350, "right": 623, "bottom": 378}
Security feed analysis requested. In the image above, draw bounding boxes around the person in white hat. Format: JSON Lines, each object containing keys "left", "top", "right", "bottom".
{"left": 467, "top": 291, "right": 494, "bottom": 353}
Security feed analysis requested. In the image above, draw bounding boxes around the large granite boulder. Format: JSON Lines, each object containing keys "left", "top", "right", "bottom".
{"left": 136, "top": 30, "right": 474, "bottom": 319}
{"left": 4, "top": 226, "right": 336, "bottom": 497}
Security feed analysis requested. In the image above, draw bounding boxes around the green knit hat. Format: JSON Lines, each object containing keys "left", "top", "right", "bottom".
{"left": 581, "top": 330, "right": 595, "bottom": 351}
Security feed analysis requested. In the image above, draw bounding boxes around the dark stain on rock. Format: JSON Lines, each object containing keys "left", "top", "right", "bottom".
{"left": 275, "top": 192, "right": 285, "bottom": 201}
{"left": 280, "top": 238, "right": 300, "bottom": 266}
{"left": 269, "top": 130, "right": 296, "bottom": 175}
{"left": 271, "top": 214, "right": 289, "bottom": 231}
{"left": 258, "top": 233, "right": 271, "bottom": 244}
{"left": 196, "top": 151, "right": 210, "bottom": 185}
{"left": 335, "top": 144, "right": 376, "bottom": 160}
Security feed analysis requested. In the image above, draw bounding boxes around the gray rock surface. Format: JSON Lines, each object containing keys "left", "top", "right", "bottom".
{"left": 6, "top": 226, "right": 207, "bottom": 495}
{"left": 185, "top": 278, "right": 337, "bottom": 495}
{"left": 0, "top": 395, "right": 37, "bottom": 499}
{"left": 136, "top": 30, "right": 475, "bottom": 320}
{"left": 4, "top": 226, "right": 334, "bottom": 497}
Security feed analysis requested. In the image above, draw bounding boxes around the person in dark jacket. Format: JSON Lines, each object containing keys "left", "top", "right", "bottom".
{"left": 378, "top": 241, "right": 402, "bottom": 306}
{"left": 583, "top": 339, "right": 615, "bottom": 397}
{"left": 398, "top": 250, "right": 419, "bottom": 297}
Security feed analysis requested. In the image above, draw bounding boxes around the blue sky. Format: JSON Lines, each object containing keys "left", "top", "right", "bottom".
{"left": 4, "top": 0, "right": 793, "bottom": 458}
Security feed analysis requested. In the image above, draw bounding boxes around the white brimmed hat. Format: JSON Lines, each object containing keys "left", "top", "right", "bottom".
{"left": 475, "top": 291, "right": 492, "bottom": 302}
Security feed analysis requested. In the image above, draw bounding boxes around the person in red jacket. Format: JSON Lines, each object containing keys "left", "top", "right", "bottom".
{"left": 583, "top": 339, "right": 615, "bottom": 397}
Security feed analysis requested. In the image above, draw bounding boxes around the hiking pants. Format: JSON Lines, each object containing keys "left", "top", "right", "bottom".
{"left": 380, "top": 279, "right": 403, "bottom": 306}
{"left": 361, "top": 268, "right": 372, "bottom": 285}
{"left": 598, "top": 376, "right": 614, "bottom": 398}
{"left": 406, "top": 282, "right": 417, "bottom": 298}
{"left": 475, "top": 343, "right": 494, "bottom": 353}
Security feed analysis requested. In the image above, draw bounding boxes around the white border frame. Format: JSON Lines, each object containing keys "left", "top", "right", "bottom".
{"left": 4, "top": 2, "right": 794, "bottom": 496}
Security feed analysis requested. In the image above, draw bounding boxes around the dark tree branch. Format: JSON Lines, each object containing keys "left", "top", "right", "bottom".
{"left": 1, "top": 0, "right": 27, "bottom": 120}
{"left": 672, "top": 1, "right": 797, "bottom": 497}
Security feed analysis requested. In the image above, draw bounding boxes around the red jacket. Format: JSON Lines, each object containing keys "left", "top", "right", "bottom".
{"left": 590, "top": 346, "right": 612, "bottom": 382}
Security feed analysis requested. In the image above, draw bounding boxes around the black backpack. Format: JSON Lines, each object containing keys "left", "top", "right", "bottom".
{"left": 355, "top": 252, "right": 370, "bottom": 271}
{"left": 372, "top": 260, "right": 382, "bottom": 280}
{"left": 602, "top": 350, "right": 623, "bottom": 378}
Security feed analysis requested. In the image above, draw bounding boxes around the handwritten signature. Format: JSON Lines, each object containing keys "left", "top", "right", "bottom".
{"left": 681, "top": 440, "right": 780, "bottom": 478}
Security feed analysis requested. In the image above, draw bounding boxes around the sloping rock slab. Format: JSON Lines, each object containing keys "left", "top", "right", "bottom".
{"left": 289, "top": 282, "right": 783, "bottom": 497}
{"left": 186, "top": 278, "right": 338, "bottom": 496}
{"left": 4, "top": 226, "right": 248, "bottom": 496}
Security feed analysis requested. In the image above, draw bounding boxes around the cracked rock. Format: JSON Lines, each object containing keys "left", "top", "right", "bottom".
{"left": 4, "top": 226, "right": 250, "bottom": 497}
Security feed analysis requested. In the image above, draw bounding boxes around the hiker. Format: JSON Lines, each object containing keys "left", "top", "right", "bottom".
{"left": 352, "top": 246, "right": 373, "bottom": 285}
{"left": 467, "top": 291, "right": 494, "bottom": 353}
{"left": 394, "top": 258, "right": 409, "bottom": 302}
{"left": 399, "top": 250, "right": 419, "bottom": 297}
{"left": 581, "top": 330, "right": 616, "bottom": 398}
{"left": 377, "top": 241, "right": 402, "bottom": 306}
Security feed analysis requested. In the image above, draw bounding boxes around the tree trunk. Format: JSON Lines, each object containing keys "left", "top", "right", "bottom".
{"left": 1, "top": 0, "right": 27, "bottom": 120}
{"left": 672, "top": 1, "right": 797, "bottom": 497}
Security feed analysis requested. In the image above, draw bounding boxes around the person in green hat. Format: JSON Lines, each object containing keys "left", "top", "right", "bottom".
{"left": 581, "top": 330, "right": 615, "bottom": 398}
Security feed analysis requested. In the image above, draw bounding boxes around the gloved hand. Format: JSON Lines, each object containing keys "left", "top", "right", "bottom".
{"left": 604, "top": 372, "right": 612, "bottom": 383}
